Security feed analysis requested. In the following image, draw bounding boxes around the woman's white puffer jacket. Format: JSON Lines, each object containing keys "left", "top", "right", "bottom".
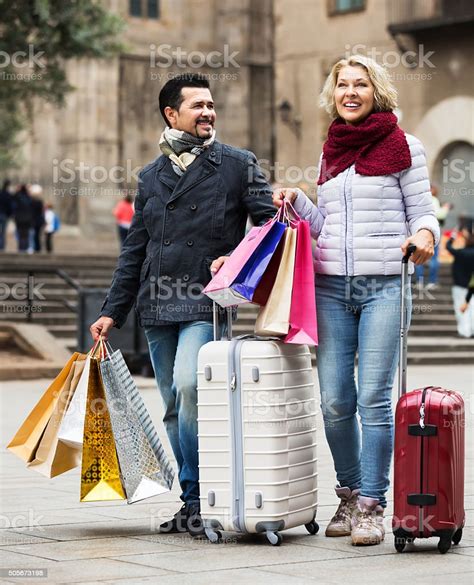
{"left": 293, "top": 133, "right": 440, "bottom": 275}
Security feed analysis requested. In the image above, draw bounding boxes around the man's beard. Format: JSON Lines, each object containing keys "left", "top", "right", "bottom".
{"left": 195, "top": 119, "right": 214, "bottom": 138}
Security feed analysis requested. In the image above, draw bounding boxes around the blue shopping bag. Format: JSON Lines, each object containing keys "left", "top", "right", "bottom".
{"left": 231, "top": 220, "right": 286, "bottom": 302}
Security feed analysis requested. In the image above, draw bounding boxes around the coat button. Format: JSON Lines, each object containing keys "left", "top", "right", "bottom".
{"left": 164, "top": 239, "right": 171, "bottom": 246}
{"left": 190, "top": 204, "right": 197, "bottom": 211}
{"left": 183, "top": 274, "right": 190, "bottom": 282}
{"left": 168, "top": 203, "right": 175, "bottom": 210}
{"left": 187, "top": 240, "right": 194, "bottom": 247}
{"left": 209, "top": 151, "right": 216, "bottom": 158}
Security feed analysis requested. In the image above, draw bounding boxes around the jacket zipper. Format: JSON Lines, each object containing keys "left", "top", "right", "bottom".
{"left": 342, "top": 169, "right": 350, "bottom": 275}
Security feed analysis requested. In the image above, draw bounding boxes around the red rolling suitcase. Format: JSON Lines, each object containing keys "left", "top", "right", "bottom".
{"left": 392, "top": 245, "right": 465, "bottom": 554}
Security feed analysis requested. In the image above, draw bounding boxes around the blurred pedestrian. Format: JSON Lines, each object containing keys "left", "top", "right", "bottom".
{"left": 29, "top": 184, "right": 45, "bottom": 253}
{"left": 12, "top": 184, "right": 33, "bottom": 253}
{"left": 113, "top": 193, "right": 135, "bottom": 248}
{"left": 0, "top": 179, "right": 13, "bottom": 251}
{"left": 415, "top": 185, "right": 451, "bottom": 289}
{"left": 44, "top": 203, "right": 60, "bottom": 253}
{"left": 460, "top": 273, "right": 474, "bottom": 314}
{"left": 446, "top": 220, "right": 474, "bottom": 337}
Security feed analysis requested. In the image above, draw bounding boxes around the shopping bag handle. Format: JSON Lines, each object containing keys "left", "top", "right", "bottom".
{"left": 274, "top": 199, "right": 299, "bottom": 226}
{"left": 283, "top": 198, "right": 301, "bottom": 221}
{"left": 89, "top": 336, "right": 108, "bottom": 359}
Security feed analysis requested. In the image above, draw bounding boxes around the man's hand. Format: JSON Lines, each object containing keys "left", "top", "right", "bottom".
{"left": 90, "top": 316, "right": 115, "bottom": 342}
{"left": 401, "top": 229, "right": 435, "bottom": 265}
{"left": 460, "top": 302, "right": 469, "bottom": 314}
{"left": 210, "top": 256, "right": 229, "bottom": 275}
{"left": 272, "top": 188, "right": 298, "bottom": 208}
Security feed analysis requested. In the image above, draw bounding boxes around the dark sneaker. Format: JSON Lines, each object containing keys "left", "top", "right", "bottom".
{"left": 159, "top": 503, "right": 188, "bottom": 534}
{"left": 187, "top": 503, "right": 206, "bottom": 538}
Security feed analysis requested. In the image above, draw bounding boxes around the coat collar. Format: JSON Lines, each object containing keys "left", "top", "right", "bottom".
{"left": 155, "top": 141, "right": 223, "bottom": 203}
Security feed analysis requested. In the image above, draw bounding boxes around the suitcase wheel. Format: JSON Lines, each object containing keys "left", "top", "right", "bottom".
{"left": 395, "top": 537, "right": 407, "bottom": 553}
{"left": 205, "top": 528, "right": 223, "bottom": 544}
{"left": 452, "top": 528, "right": 463, "bottom": 545}
{"left": 305, "top": 520, "right": 320, "bottom": 535}
{"left": 266, "top": 531, "right": 282, "bottom": 546}
{"left": 438, "top": 537, "right": 452, "bottom": 554}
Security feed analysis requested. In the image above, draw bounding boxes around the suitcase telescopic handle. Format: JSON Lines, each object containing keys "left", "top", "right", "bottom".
{"left": 398, "top": 244, "right": 416, "bottom": 398}
{"left": 212, "top": 301, "right": 233, "bottom": 342}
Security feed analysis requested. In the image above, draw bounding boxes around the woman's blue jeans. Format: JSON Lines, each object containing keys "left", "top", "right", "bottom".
{"left": 315, "top": 275, "right": 411, "bottom": 508}
{"left": 145, "top": 320, "right": 214, "bottom": 505}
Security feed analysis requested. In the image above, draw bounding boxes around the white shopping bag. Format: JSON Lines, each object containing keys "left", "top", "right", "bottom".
{"left": 57, "top": 355, "right": 91, "bottom": 449}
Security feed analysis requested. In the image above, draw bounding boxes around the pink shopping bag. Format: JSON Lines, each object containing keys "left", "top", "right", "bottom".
{"left": 284, "top": 219, "right": 318, "bottom": 346}
{"left": 204, "top": 218, "right": 285, "bottom": 307}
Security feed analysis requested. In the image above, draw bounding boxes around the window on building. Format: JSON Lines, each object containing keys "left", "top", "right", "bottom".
{"left": 147, "top": 0, "right": 159, "bottom": 19}
{"left": 129, "top": 0, "right": 160, "bottom": 19}
{"left": 329, "top": 0, "right": 365, "bottom": 15}
{"left": 129, "top": 0, "right": 142, "bottom": 17}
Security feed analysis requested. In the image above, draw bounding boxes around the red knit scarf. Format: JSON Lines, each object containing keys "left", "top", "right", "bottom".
{"left": 318, "top": 112, "right": 412, "bottom": 185}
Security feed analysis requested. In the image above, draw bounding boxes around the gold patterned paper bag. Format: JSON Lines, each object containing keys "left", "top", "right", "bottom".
{"left": 80, "top": 357, "right": 126, "bottom": 502}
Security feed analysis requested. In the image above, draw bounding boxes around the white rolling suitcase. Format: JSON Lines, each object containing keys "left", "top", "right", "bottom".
{"left": 197, "top": 305, "right": 319, "bottom": 545}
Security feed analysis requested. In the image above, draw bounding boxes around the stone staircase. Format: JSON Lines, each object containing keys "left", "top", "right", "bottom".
{"left": 0, "top": 253, "right": 472, "bottom": 364}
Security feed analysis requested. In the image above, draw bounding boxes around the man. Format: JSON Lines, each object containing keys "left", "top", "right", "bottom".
{"left": 90, "top": 73, "right": 274, "bottom": 536}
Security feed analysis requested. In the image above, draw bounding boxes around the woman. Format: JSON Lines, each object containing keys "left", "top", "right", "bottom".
{"left": 274, "top": 55, "right": 439, "bottom": 546}
{"left": 446, "top": 222, "right": 474, "bottom": 337}
{"left": 113, "top": 194, "right": 135, "bottom": 248}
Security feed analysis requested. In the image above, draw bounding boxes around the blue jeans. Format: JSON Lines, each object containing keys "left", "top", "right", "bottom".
{"left": 315, "top": 275, "right": 411, "bottom": 508}
{"left": 145, "top": 321, "right": 214, "bottom": 505}
{"left": 415, "top": 244, "right": 439, "bottom": 284}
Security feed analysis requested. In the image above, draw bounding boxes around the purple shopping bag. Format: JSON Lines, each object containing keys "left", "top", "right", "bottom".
{"left": 204, "top": 218, "right": 286, "bottom": 307}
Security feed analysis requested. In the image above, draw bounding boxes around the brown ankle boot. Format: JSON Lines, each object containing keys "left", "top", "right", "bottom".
{"left": 325, "top": 486, "right": 360, "bottom": 537}
{"left": 351, "top": 496, "right": 385, "bottom": 546}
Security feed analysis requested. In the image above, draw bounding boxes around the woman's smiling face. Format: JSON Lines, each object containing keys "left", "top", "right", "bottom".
{"left": 334, "top": 65, "right": 375, "bottom": 125}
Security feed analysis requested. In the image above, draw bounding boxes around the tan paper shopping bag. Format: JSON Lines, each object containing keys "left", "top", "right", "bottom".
{"left": 7, "top": 353, "right": 81, "bottom": 463}
{"left": 255, "top": 227, "right": 297, "bottom": 336}
{"left": 27, "top": 356, "right": 87, "bottom": 477}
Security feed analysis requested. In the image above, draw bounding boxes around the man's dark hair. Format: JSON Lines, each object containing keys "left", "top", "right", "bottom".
{"left": 158, "top": 73, "right": 210, "bottom": 127}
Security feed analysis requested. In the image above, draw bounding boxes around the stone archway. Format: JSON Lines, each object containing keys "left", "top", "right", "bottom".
{"left": 415, "top": 96, "right": 474, "bottom": 228}
{"left": 414, "top": 96, "right": 474, "bottom": 172}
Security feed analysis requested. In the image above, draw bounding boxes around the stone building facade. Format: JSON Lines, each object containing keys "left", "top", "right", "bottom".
{"left": 13, "top": 0, "right": 474, "bottom": 243}
{"left": 15, "top": 0, "right": 274, "bottom": 242}
{"left": 274, "top": 0, "right": 474, "bottom": 226}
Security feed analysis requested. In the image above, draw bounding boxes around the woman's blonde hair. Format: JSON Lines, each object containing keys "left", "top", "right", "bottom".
{"left": 319, "top": 54, "right": 398, "bottom": 119}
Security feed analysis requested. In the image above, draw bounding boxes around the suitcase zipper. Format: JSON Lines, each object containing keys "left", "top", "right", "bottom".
{"left": 418, "top": 387, "right": 430, "bottom": 536}
{"left": 228, "top": 339, "right": 246, "bottom": 533}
